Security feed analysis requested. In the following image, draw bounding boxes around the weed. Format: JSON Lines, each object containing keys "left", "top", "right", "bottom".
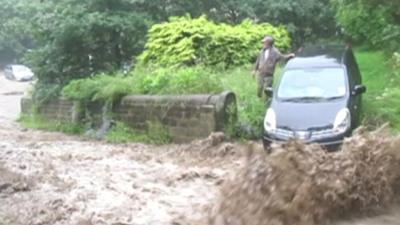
{"left": 19, "top": 114, "right": 84, "bottom": 135}
{"left": 219, "top": 66, "right": 276, "bottom": 139}
{"left": 105, "top": 121, "right": 171, "bottom": 145}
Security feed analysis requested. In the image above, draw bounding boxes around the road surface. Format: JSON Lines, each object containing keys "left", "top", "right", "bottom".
{"left": 0, "top": 72, "right": 32, "bottom": 122}
{"left": 0, "top": 73, "right": 399, "bottom": 225}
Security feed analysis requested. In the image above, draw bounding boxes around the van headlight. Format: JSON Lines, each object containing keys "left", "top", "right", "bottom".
{"left": 264, "top": 108, "right": 276, "bottom": 132}
{"left": 333, "top": 108, "right": 351, "bottom": 134}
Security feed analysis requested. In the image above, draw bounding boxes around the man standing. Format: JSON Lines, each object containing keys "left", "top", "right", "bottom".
{"left": 253, "top": 36, "right": 295, "bottom": 98}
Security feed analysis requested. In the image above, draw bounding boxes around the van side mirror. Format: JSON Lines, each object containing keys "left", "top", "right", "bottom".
{"left": 352, "top": 85, "right": 366, "bottom": 96}
{"left": 264, "top": 87, "right": 274, "bottom": 97}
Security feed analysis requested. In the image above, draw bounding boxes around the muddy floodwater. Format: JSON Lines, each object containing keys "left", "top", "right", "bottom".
{"left": 0, "top": 123, "right": 242, "bottom": 225}
{"left": 1, "top": 74, "right": 400, "bottom": 225}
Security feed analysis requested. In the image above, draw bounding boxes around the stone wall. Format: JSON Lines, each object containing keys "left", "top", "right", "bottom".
{"left": 21, "top": 92, "right": 236, "bottom": 143}
{"left": 21, "top": 98, "right": 80, "bottom": 123}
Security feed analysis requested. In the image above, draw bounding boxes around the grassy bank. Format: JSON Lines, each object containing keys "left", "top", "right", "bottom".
{"left": 219, "top": 67, "right": 266, "bottom": 138}
{"left": 356, "top": 50, "right": 400, "bottom": 131}
{"left": 18, "top": 114, "right": 85, "bottom": 135}
{"left": 19, "top": 114, "right": 171, "bottom": 144}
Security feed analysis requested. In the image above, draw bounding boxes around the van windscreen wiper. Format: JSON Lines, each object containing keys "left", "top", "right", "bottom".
{"left": 281, "top": 96, "right": 345, "bottom": 102}
{"left": 324, "top": 96, "right": 345, "bottom": 101}
{"left": 281, "top": 96, "right": 326, "bottom": 102}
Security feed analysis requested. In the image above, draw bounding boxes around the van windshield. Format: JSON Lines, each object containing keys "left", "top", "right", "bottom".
{"left": 277, "top": 67, "right": 346, "bottom": 101}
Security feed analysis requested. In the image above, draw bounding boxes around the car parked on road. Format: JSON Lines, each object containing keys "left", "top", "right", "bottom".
{"left": 4, "top": 64, "right": 35, "bottom": 82}
{"left": 263, "top": 45, "right": 366, "bottom": 150}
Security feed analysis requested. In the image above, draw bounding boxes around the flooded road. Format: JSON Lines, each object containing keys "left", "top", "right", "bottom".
{"left": 0, "top": 73, "right": 400, "bottom": 225}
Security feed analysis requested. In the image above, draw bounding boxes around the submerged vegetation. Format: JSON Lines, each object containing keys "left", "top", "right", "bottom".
{"left": 18, "top": 114, "right": 85, "bottom": 135}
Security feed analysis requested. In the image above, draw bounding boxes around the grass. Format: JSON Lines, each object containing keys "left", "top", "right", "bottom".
{"left": 219, "top": 66, "right": 268, "bottom": 139}
{"left": 62, "top": 67, "right": 223, "bottom": 103}
{"left": 19, "top": 114, "right": 85, "bottom": 135}
{"left": 105, "top": 121, "right": 171, "bottom": 145}
{"left": 355, "top": 50, "right": 400, "bottom": 131}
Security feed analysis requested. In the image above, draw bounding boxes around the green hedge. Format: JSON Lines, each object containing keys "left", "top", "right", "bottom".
{"left": 138, "top": 15, "right": 291, "bottom": 67}
{"left": 62, "top": 67, "right": 223, "bottom": 103}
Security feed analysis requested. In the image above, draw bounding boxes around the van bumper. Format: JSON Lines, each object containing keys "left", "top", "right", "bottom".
{"left": 263, "top": 132, "right": 347, "bottom": 151}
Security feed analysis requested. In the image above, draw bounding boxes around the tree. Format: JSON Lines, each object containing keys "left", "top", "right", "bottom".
{"left": 26, "top": 0, "right": 149, "bottom": 84}
{"left": 249, "top": 0, "right": 337, "bottom": 46}
{"left": 332, "top": 0, "right": 400, "bottom": 50}
{"left": 0, "top": 0, "right": 36, "bottom": 65}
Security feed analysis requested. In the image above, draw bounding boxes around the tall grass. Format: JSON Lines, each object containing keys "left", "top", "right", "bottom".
{"left": 219, "top": 66, "right": 267, "bottom": 138}
{"left": 105, "top": 121, "right": 171, "bottom": 145}
{"left": 356, "top": 50, "right": 400, "bottom": 131}
{"left": 18, "top": 114, "right": 85, "bottom": 135}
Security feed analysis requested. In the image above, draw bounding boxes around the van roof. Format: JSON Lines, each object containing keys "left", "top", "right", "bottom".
{"left": 285, "top": 45, "right": 350, "bottom": 69}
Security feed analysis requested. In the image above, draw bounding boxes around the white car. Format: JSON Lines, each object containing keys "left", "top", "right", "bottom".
{"left": 4, "top": 64, "right": 35, "bottom": 82}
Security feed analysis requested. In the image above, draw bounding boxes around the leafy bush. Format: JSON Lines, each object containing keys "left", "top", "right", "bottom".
{"left": 62, "top": 74, "right": 136, "bottom": 102}
{"left": 31, "top": 82, "right": 63, "bottom": 106}
{"left": 219, "top": 66, "right": 270, "bottom": 139}
{"left": 136, "top": 67, "right": 223, "bottom": 94}
{"left": 62, "top": 67, "right": 223, "bottom": 103}
{"left": 138, "top": 16, "right": 291, "bottom": 67}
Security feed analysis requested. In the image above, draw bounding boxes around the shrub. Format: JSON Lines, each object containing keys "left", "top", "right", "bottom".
{"left": 135, "top": 67, "right": 223, "bottom": 94}
{"left": 62, "top": 74, "right": 137, "bottom": 103}
{"left": 62, "top": 67, "right": 224, "bottom": 103}
{"left": 219, "top": 66, "right": 268, "bottom": 139}
{"left": 31, "top": 82, "right": 63, "bottom": 106}
{"left": 138, "top": 16, "right": 291, "bottom": 67}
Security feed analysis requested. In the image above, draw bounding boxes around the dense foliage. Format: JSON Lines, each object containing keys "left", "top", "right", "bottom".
{"left": 229, "top": 0, "right": 337, "bottom": 45}
{"left": 0, "top": 0, "right": 336, "bottom": 83}
{"left": 26, "top": 0, "right": 149, "bottom": 85}
{"left": 0, "top": 0, "right": 36, "bottom": 65}
{"left": 62, "top": 67, "right": 223, "bottom": 102}
{"left": 120, "top": 0, "right": 337, "bottom": 46}
{"left": 332, "top": 0, "right": 400, "bottom": 50}
{"left": 139, "top": 16, "right": 291, "bottom": 67}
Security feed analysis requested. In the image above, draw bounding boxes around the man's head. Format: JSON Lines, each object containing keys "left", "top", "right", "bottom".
{"left": 262, "top": 36, "right": 274, "bottom": 48}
